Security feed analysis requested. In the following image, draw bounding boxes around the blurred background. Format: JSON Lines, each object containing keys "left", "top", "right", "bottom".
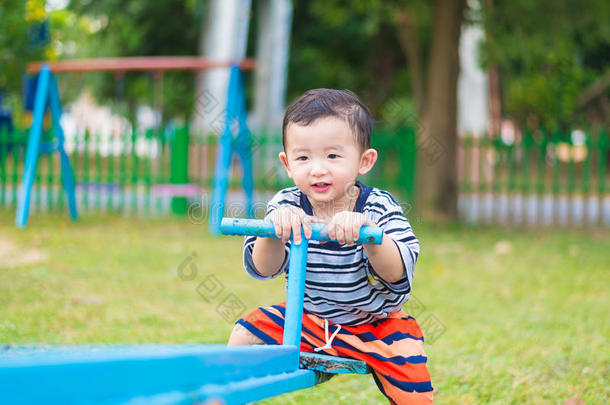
{"left": 1, "top": 1, "right": 608, "bottom": 404}
{"left": 1, "top": 0, "right": 608, "bottom": 224}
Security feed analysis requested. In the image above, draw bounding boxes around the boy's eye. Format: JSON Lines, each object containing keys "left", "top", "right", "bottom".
{"left": 328, "top": 154, "right": 339, "bottom": 159}
{"left": 296, "top": 156, "right": 308, "bottom": 161}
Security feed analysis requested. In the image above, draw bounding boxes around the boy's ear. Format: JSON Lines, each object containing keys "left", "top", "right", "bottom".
{"left": 278, "top": 152, "right": 293, "bottom": 178}
{"left": 358, "top": 148, "right": 377, "bottom": 175}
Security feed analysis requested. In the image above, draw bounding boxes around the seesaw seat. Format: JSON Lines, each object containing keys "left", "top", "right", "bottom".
{"left": 300, "top": 352, "right": 372, "bottom": 375}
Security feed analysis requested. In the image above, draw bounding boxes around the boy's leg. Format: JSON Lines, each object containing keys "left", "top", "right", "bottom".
{"left": 232, "top": 303, "right": 433, "bottom": 404}
{"left": 227, "top": 323, "right": 264, "bottom": 346}
{"left": 304, "top": 312, "right": 434, "bottom": 405}
{"left": 231, "top": 303, "right": 318, "bottom": 349}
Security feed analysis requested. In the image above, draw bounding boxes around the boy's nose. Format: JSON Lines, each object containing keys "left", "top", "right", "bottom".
{"left": 310, "top": 162, "right": 328, "bottom": 176}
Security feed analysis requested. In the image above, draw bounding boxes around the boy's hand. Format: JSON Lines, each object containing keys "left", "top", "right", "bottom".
{"left": 265, "top": 206, "right": 317, "bottom": 245}
{"left": 326, "top": 211, "right": 376, "bottom": 246}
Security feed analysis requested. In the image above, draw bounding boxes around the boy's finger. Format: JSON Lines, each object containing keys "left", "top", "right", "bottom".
{"left": 302, "top": 216, "right": 313, "bottom": 239}
{"left": 268, "top": 216, "right": 281, "bottom": 239}
{"left": 336, "top": 226, "right": 345, "bottom": 244}
{"left": 326, "top": 221, "right": 335, "bottom": 240}
{"left": 343, "top": 222, "right": 354, "bottom": 245}
{"left": 291, "top": 216, "right": 302, "bottom": 245}
{"left": 351, "top": 222, "right": 361, "bottom": 244}
{"left": 281, "top": 215, "right": 292, "bottom": 243}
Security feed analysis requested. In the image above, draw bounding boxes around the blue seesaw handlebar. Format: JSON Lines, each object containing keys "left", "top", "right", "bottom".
{"left": 220, "top": 217, "right": 383, "bottom": 244}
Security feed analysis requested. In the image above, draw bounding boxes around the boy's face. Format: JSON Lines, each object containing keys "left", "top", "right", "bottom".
{"left": 279, "top": 116, "right": 377, "bottom": 208}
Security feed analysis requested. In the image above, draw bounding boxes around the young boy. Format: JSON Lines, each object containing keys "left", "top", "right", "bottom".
{"left": 228, "top": 89, "right": 433, "bottom": 404}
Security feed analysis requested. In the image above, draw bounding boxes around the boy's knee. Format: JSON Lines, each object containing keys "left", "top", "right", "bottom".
{"left": 227, "top": 323, "right": 265, "bottom": 346}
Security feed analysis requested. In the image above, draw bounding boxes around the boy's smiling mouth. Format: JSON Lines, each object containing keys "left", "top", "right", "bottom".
{"left": 312, "top": 182, "right": 331, "bottom": 192}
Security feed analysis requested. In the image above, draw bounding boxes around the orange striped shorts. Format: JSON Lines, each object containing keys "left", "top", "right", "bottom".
{"left": 237, "top": 302, "right": 433, "bottom": 405}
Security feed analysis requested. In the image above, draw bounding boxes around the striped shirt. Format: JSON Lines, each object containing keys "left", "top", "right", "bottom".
{"left": 243, "top": 181, "right": 420, "bottom": 326}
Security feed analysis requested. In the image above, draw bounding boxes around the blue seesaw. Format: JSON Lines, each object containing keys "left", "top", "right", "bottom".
{"left": 0, "top": 218, "right": 381, "bottom": 404}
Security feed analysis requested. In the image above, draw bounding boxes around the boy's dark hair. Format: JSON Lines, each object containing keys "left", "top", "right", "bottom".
{"left": 282, "top": 89, "right": 373, "bottom": 152}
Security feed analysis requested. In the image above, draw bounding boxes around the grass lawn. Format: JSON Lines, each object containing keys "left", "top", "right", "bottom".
{"left": 0, "top": 211, "right": 608, "bottom": 404}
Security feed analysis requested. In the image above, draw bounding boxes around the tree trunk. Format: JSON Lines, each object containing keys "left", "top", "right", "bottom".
{"left": 483, "top": 0, "right": 502, "bottom": 135}
{"left": 395, "top": 9, "right": 425, "bottom": 116}
{"left": 417, "top": 0, "right": 465, "bottom": 219}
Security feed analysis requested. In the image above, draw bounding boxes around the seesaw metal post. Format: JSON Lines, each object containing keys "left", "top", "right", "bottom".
{"left": 283, "top": 231, "right": 308, "bottom": 348}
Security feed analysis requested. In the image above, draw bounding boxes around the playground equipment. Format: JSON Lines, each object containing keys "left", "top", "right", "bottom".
{"left": 18, "top": 57, "right": 255, "bottom": 225}
{"left": 208, "top": 67, "right": 255, "bottom": 235}
{"left": 15, "top": 64, "right": 78, "bottom": 228}
{"left": 0, "top": 218, "right": 381, "bottom": 404}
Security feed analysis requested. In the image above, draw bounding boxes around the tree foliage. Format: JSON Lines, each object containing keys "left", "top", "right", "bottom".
{"left": 0, "top": 0, "right": 49, "bottom": 97}
{"left": 287, "top": 0, "right": 431, "bottom": 126}
{"left": 59, "top": 0, "right": 207, "bottom": 122}
{"left": 480, "top": 0, "right": 610, "bottom": 129}
{"left": 3, "top": 0, "right": 609, "bottom": 129}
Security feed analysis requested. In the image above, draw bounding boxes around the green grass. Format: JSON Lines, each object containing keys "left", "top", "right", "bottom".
{"left": 0, "top": 211, "right": 608, "bottom": 404}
